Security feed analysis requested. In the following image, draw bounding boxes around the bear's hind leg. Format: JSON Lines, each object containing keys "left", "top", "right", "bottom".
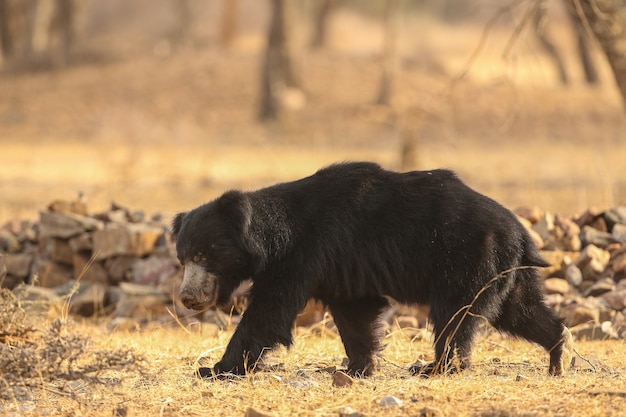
{"left": 411, "top": 305, "right": 479, "bottom": 376}
{"left": 328, "top": 297, "right": 389, "bottom": 377}
{"left": 491, "top": 280, "right": 567, "bottom": 376}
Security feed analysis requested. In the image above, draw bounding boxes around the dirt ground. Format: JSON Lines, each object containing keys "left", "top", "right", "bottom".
{"left": 1, "top": 4, "right": 625, "bottom": 225}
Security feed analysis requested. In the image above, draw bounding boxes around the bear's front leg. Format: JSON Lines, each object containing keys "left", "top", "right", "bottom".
{"left": 199, "top": 289, "right": 304, "bottom": 378}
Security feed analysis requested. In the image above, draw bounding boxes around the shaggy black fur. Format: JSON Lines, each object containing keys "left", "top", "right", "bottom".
{"left": 172, "top": 162, "right": 565, "bottom": 378}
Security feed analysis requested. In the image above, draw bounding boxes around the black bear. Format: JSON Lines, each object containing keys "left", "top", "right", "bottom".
{"left": 172, "top": 162, "right": 568, "bottom": 378}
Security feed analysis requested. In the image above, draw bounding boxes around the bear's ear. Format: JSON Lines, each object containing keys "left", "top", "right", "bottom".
{"left": 216, "top": 190, "right": 252, "bottom": 233}
{"left": 171, "top": 212, "right": 187, "bottom": 238}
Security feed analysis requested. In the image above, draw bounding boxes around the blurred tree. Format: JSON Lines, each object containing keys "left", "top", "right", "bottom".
{"left": 0, "top": 0, "right": 13, "bottom": 62}
{"left": 310, "top": 0, "right": 339, "bottom": 49}
{"left": 0, "top": 0, "right": 80, "bottom": 68}
{"left": 375, "top": 0, "right": 399, "bottom": 106}
{"left": 172, "top": 0, "right": 192, "bottom": 46}
{"left": 219, "top": 0, "right": 239, "bottom": 48}
{"left": 259, "top": 0, "right": 303, "bottom": 121}
{"left": 533, "top": 0, "right": 598, "bottom": 85}
{"left": 566, "top": 0, "right": 626, "bottom": 107}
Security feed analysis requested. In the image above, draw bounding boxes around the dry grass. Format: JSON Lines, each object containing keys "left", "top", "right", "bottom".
{"left": 1, "top": 288, "right": 625, "bottom": 417}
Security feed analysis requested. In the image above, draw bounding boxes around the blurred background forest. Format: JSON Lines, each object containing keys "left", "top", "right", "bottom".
{"left": 1, "top": 0, "right": 625, "bottom": 224}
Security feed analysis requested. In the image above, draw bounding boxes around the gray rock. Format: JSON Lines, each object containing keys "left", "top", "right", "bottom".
{"left": 612, "top": 224, "right": 626, "bottom": 243}
{"left": 339, "top": 406, "right": 362, "bottom": 417}
{"left": 601, "top": 289, "right": 626, "bottom": 311}
{"left": 39, "top": 211, "right": 103, "bottom": 239}
{"left": 2, "top": 253, "right": 34, "bottom": 278}
{"left": 378, "top": 396, "right": 403, "bottom": 407}
{"left": 570, "top": 321, "right": 620, "bottom": 340}
{"left": 580, "top": 226, "right": 616, "bottom": 247}
{"left": 604, "top": 206, "right": 626, "bottom": 227}
{"left": 583, "top": 278, "right": 616, "bottom": 297}
{"left": 565, "top": 264, "right": 583, "bottom": 287}
{"left": 92, "top": 223, "right": 163, "bottom": 260}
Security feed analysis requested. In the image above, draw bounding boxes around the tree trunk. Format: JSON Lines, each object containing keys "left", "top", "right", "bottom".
{"left": 375, "top": 0, "right": 399, "bottom": 106}
{"left": 219, "top": 0, "right": 239, "bottom": 48}
{"left": 0, "top": 0, "right": 13, "bottom": 61}
{"left": 55, "top": 0, "right": 75, "bottom": 66}
{"left": 310, "top": 0, "right": 336, "bottom": 49}
{"left": 566, "top": 0, "right": 626, "bottom": 107}
{"left": 259, "top": 0, "right": 302, "bottom": 121}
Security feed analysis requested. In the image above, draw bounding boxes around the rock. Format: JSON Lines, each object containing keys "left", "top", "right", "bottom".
{"left": 0, "top": 229, "right": 20, "bottom": 253}
{"left": 559, "top": 303, "right": 598, "bottom": 327}
{"left": 131, "top": 254, "right": 178, "bottom": 286}
{"left": 67, "top": 282, "right": 107, "bottom": 316}
{"left": 611, "top": 252, "right": 626, "bottom": 274}
{"left": 35, "top": 257, "right": 74, "bottom": 287}
{"left": 45, "top": 238, "right": 74, "bottom": 265}
{"left": 533, "top": 212, "right": 554, "bottom": 242}
{"left": 601, "top": 289, "right": 626, "bottom": 311}
{"left": 68, "top": 233, "right": 92, "bottom": 252}
{"left": 92, "top": 223, "right": 163, "bottom": 260}
{"left": 604, "top": 206, "right": 626, "bottom": 228}
{"left": 583, "top": 278, "right": 616, "bottom": 297}
{"left": 612, "top": 224, "right": 626, "bottom": 243}
{"left": 571, "top": 305, "right": 599, "bottom": 326}
{"left": 580, "top": 226, "right": 616, "bottom": 248}
{"left": 570, "top": 322, "right": 619, "bottom": 341}
{"left": 73, "top": 252, "right": 109, "bottom": 284}
{"left": 576, "top": 244, "right": 611, "bottom": 280}
{"left": 108, "top": 317, "right": 141, "bottom": 332}
{"left": 575, "top": 207, "right": 603, "bottom": 228}
{"left": 378, "top": 396, "right": 403, "bottom": 407}
{"left": 104, "top": 256, "right": 136, "bottom": 282}
{"left": 544, "top": 278, "right": 570, "bottom": 295}
{"left": 332, "top": 371, "right": 354, "bottom": 387}
{"left": 2, "top": 253, "right": 34, "bottom": 278}
{"left": 12, "top": 284, "right": 60, "bottom": 302}
{"left": 514, "top": 206, "right": 543, "bottom": 224}
{"left": 47, "top": 198, "right": 88, "bottom": 216}
{"left": 554, "top": 215, "right": 581, "bottom": 251}
{"left": 39, "top": 211, "right": 103, "bottom": 239}
{"left": 339, "top": 406, "right": 362, "bottom": 417}
{"left": 565, "top": 264, "right": 583, "bottom": 287}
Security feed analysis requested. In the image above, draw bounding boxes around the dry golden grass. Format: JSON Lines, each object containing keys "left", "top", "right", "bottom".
{"left": 2, "top": 290, "right": 625, "bottom": 417}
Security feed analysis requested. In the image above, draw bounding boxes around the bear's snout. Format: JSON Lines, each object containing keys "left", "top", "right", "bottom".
{"left": 179, "top": 262, "right": 218, "bottom": 310}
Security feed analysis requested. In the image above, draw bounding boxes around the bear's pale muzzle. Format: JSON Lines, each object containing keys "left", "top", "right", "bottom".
{"left": 179, "top": 262, "right": 218, "bottom": 310}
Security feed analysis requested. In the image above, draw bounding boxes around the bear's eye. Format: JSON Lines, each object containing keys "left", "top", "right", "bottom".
{"left": 192, "top": 254, "right": 208, "bottom": 265}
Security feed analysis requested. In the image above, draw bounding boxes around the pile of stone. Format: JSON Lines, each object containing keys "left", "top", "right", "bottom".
{"left": 1, "top": 199, "right": 626, "bottom": 341}
{"left": 515, "top": 206, "right": 626, "bottom": 341}
{"left": 0, "top": 198, "right": 193, "bottom": 326}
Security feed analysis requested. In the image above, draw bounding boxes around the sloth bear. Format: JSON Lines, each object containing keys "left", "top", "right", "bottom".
{"left": 172, "top": 162, "right": 567, "bottom": 378}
